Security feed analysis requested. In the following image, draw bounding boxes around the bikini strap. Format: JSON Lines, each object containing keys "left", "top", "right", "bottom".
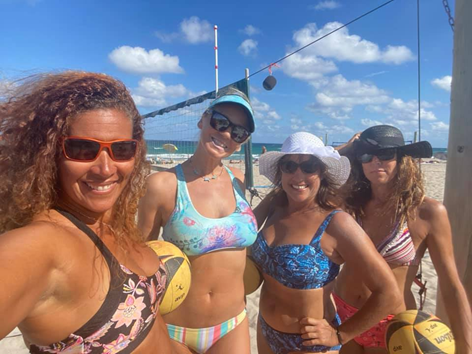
{"left": 175, "top": 164, "right": 188, "bottom": 207}
{"left": 55, "top": 208, "right": 121, "bottom": 286}
{"left": 224, "top": 166, "right": 247, "bottom": 202}
{"left": 310, "top": 210, "right": 341, "bottom": 245}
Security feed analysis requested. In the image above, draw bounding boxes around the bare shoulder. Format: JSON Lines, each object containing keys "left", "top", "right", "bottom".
{"left": 0, "top": 219, "right": 70, "bottom": 265}
{"left": 145, "top": 169, "right": 178, "bottom": 199}
{"left": 325, "top": 210, "right": 360, "bottom": 240}
{"left": 418, "top": 197, "right": 448, "bottom": 220}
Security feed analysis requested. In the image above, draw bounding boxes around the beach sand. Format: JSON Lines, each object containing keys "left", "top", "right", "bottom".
{"left": 0, "top": 161, "right": 446, "bottom": 354}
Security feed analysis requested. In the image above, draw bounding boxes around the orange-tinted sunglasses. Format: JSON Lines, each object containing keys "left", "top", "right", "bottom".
{"left": 62, "top": 136, "right": 138, "bottom": 162}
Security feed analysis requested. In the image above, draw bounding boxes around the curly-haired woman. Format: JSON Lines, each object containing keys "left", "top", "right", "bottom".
{"left": 335, "top": 125, "right": 472, "bottom": 353}
{"left": 251, "top": 132, "right": 402, "bottom": 354}
{"left": 0, "top": 72, "right": 174, "bottom": 353}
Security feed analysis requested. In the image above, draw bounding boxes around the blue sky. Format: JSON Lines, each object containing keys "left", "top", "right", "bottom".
{"left": 0, "top": 0, "right": 455, "bottom": 147}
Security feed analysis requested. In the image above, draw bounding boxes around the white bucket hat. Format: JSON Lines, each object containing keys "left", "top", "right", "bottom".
{"left": 259, "top": 132, "right": 351, "bottom": 186}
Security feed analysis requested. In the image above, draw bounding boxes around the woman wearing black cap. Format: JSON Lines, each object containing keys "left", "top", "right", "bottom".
{"left": 335, "top": 125, "right": 472, "bottom": 353}
{"left": 138, "top": 88, "right": 258, "bottom": 354}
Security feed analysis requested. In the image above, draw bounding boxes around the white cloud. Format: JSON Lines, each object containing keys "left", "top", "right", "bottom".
{"left": 132, "top": 77, "right": 190, "bottom": 107}
{"left": 292, "top": 22, "right": 415, "bottom": 65}
{"left": 154, "top": 31, "right": 180, "bottom": 43}
{"left": 180, "top": 17, "right": 213, "bottom": 44}
{"left": 307, "top": 75, "right": 390, "bottom": 120}
{"left": 365, "top": 71, "right": 388, "bottom": 78}
{"left": 361, "top": 118, "right": 384, "bottom": 127}
{"left": 252, "top": 97, "right": 282, "bottom": 125}
{"left": 109, "top": 46, "right": 184, "bottom": 75}
{"left": 239, "top": 39, "right": 258, "bottom": 56}
{"left": 282, "top": 53, "right": 337, "bottom": 82}
{"left": 241, "top": 25, "right": 261, "bottom": 36}
{"left": 312, "top": 1, "right": 341, "bottom": 10}
{"left": 155, "top": 17, "right": 213, "bottom": 44}
{"left": 431, "top": 76, "right": 452, "bottom": 92}
{"left": 384, "top": 99, "right": 437, "bottom": 127}
{"left": 430, "top": 121, "right": 449, "bottom": 131}
{"left": 291, "top": 117, "right": 303, "bottom": 125}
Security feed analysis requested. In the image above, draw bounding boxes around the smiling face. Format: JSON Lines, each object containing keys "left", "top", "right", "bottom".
{"left": 361, "top": 152, "right": 398, "bottom": 187}
{"left": 58, "top": 109, "right": 135, "bottom": 216}
{"left": 198, "top": 103, "right": 249, "bottom": 158}
{"left": 279, "top": 154, "right": 323, "bottom": 205}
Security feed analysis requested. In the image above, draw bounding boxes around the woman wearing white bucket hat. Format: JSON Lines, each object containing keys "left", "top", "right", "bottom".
{"left": 251, "top": 132, "right": 402, "bottom": 353}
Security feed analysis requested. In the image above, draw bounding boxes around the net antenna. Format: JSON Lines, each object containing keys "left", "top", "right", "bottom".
{"left": 214, "top": 25, "right": 219, "bottom": 95}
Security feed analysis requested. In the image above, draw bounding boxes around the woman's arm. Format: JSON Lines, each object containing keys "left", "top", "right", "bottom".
{"left": 0, "top": 224, "right": 57, "bottom": 339}
{"left": 138, "top": 172, "right": 173, "bottom": 241}
{"left": 300, "top": 212, "right": 403, "bottom": 346}
{"left": 334, "top": 132, "right": 361, "bottom": 156}
{"left": 423, "top": 199, "right": 472, "bottom": 353}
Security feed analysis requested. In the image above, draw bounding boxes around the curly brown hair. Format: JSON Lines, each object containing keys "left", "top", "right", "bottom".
{"left": 343, "top": 154, "right": 425, "bottom": 224}
{"left": 271, "top": 155, "right": 343, "bottom": 211}
{"left": 0, "top": 71, "right": 150, "bottom": 246}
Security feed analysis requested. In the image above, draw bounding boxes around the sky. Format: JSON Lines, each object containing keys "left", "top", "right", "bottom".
{"left": 0, "top": 0, "right": 456, "bottom": 147}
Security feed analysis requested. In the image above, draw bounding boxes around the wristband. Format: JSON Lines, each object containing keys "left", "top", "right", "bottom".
{"left": 336, "top": 327, "right": 343, "bottom": 345}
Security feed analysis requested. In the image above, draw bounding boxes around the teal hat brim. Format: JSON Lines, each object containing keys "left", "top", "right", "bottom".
{"left": 209, "top": 95, "right": 256, "bottom": 133}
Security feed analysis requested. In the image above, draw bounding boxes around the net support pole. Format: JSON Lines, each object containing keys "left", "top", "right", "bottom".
{"left": 244, "top": 68, "right": 254, "bottom": 189}
{"left": 436, "top": 0, "right": 472, "bottom": 320}
{"left": 214, "top": 25, "right": 219, "bottom": 95}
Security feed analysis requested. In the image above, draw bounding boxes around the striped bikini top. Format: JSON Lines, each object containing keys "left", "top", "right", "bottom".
{"left": 359, "top": 216, "right": 419, "bottom": 266}
{"left": 162, "top": 164, "right": 258, "bottom": 256}
{"left": 30, "top": 209, "right": 167, "bottom": 354}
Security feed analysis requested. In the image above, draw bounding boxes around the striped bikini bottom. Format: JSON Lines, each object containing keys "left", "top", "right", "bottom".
{"left": 166, "top": 308, "right": 247, "bottom": 354}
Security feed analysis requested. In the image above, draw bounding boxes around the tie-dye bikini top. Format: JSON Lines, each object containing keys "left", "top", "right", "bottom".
{"left": 162, "top": 164, "right": 258, "bottom": 256}
{"left": 29, "top": 209, "right": 167, "bottom": 354}
{"left": 251, "top": 210, "right": 341, "bottom": 289}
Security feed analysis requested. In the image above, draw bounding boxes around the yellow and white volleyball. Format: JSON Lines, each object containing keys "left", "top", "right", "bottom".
{"left": 386, "top": 310, "right": 455, "bottom": 354}
{"left": 147, "top": 241, "right": 191, "bottom": 315}
{"left": 243, "top": 256, "right": 263, "bottom": 295}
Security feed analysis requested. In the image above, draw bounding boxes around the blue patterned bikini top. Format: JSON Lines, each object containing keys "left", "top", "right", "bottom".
{"left": 162, "top": 164, "right": 258, "bottom": 256}
{"left": 251, "top": 210, "right": 341, "bottom": 289}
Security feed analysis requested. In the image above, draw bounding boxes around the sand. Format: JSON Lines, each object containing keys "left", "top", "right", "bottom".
{"left": 0, "top": 161, "right": 447, "bottom": 354}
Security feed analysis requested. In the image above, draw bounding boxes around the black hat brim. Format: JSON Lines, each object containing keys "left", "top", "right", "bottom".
{"left": 354, "top": 140, "right": 433, "bottom": 158}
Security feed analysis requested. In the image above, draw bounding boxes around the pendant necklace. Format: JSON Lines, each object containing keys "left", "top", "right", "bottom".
{"left": 191, "top": 162, "right": 224, "bottom": 182}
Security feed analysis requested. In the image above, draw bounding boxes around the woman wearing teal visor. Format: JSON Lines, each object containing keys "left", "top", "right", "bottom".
{"left": 139, "top": 88, "right": 258, "bottom": 354}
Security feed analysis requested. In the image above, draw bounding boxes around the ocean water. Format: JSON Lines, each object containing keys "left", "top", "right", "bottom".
{"left": 145, "top": 140, "right": 446, "bottom": 160}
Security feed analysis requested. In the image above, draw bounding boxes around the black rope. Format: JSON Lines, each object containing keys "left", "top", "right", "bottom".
{"left": 248, "top": 0, "right": 396, "bottom": 79}
{"left": 248, "top": 187, "right": 263, "bottom": 206}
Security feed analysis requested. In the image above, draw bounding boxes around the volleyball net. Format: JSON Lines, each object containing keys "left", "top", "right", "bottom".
{"left": 142, "top": 78, "right": 255, "bottom": 188}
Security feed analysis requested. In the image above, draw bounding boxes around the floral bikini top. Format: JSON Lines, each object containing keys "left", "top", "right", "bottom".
{"left": 29, "top": 209, "right": 167, "bottom": 354}
{"left": 251, "top": 210, "right": 341, "bottom": 289}
{"left": 162, "top": 164, "right": 258, "bottom": 256}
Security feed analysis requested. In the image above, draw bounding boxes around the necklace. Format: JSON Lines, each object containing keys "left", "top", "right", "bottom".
{"left": 190, "top": 161, "right": 224, "bottom": 182}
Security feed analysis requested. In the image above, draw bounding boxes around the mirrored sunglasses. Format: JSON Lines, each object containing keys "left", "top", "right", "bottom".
{"left": 357, "top": 149, "right": 396, "bottom": 164}
{"left": 280, "top": 159, "right": 320, "bottom": 174}
{"left": 209, "top": 110, "right": 250, "bottom": 144}
{"left": 62, "top": 136, "right": 138, "bottom": 162}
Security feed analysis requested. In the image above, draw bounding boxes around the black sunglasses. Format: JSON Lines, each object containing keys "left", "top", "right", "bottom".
{"left": 357, "top": 149, "right": 396, "bottom": 164}
{"left": 209, "top": 110, "right": 250, "bottom": 144}
{"left": 62, "top": 136, "right": 137, "bottom": 162}
{"left": 280, "top": 160, "right": 321, "bottom": 174}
